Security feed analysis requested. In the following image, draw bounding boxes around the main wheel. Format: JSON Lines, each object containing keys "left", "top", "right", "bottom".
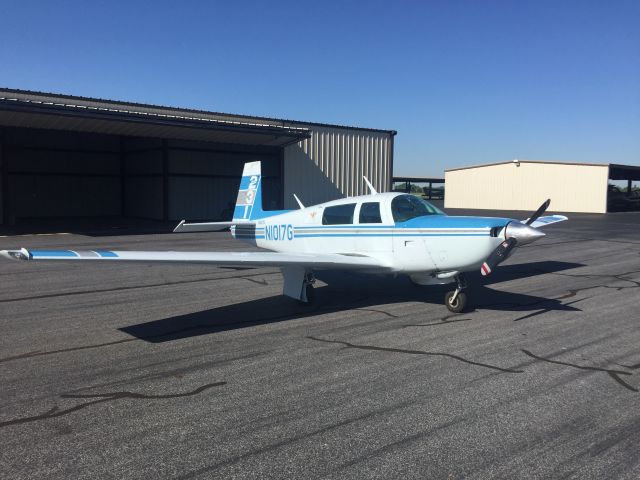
{"left": 444, "top": 291, "right": 467, "bottom": 313}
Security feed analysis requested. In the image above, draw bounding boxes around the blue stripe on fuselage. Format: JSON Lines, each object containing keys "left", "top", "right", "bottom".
{"left": 294, "top": 233, "right": 488, "bottom": 238}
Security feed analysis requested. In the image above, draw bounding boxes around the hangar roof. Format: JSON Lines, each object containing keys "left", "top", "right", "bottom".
{"left": 609, "top": 164, "right": 640, "bottom": 181}
{"left": 0, "top": 88, "right": 316, "bottom": 147}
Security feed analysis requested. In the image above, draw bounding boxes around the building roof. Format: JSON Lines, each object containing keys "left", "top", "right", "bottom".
{"left": 445, "top": 160, "right": 640, "bottom": 181}
{"left": 0, "top": 88, "right": 396, "bottom": 148}
{"left": 445, "top": 159, "right": 611, "bottom": 172}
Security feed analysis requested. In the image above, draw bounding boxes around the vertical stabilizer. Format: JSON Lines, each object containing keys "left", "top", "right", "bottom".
{"left": 232, "top": 161, "right": 291, "bottom": 221}
{"left": 233, "top": 161, "right": 265, "bottom": 221}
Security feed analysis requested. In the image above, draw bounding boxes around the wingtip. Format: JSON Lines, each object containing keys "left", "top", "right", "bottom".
{"left": 0, "top": 248, "right": 31, "bottom": 261}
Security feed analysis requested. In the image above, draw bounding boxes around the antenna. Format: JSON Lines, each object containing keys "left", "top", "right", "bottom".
{"left": 292, "top": 193, "right": 305, "bottom": 209}
{"left": 363, "top": 176, "right": 377, "bottom": 195}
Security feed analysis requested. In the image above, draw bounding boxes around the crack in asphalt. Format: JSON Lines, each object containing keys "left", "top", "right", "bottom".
{"left": 474, "top": 265, "right": 640, "bottom": 321}
{"left": 355, "top": 307, "right": 399, "bottom": 319}
{"left": 307, "top": 336, "right": 523, "bottom": 373}
{"left": 0, "top": 271, "right": 277, "bottom": 303}
{"left": 541, "top": 269, "right": 640, "bottom": 290}
{"left": 0, "top": 338, "right": 137, "bottom": 364}
{"left": 242, "top": 277, "right": 268, "bottom": 285}
{"left": 404, "top": 316, "right": 474, "bottom": 328}
{"left": 0, "top": 382, "right": 227, "bottom": 429}
{"left": 522, "top": 349, "right": 637, "bottom": 393}
{"left": 527, "top": 236, "right": 640, "bottom": 247}
{"left": 617, "top": 362, "right": 640, "bottom": 370}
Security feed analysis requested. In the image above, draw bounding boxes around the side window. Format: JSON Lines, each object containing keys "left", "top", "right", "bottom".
{"left": 322, "top": 203, "right": 356, "bottom": 225}
{"left": 359, "top": 202, "right": 382, "bottom": 223}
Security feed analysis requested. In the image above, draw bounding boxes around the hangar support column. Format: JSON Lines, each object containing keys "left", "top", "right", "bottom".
{"left": 0, "top": 129, "right": 6, "bottom": 225}
{"left": 120, "top": 137, "right": 126, "bottom": 218}
{"left": 162, "top": 139, "right": 169, "bottom": 222}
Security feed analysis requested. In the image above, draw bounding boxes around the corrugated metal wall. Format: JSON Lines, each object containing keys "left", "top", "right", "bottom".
{"left": 445, "top": 162, "right": 609, "bottom": 213}
{"left": 283, "top": 126, "right": 393, "bottom": 208}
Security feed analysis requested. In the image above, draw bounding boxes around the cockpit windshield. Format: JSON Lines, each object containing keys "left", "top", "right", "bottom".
{"left": 391, "top": 195, "right": 445, "bottom": 222}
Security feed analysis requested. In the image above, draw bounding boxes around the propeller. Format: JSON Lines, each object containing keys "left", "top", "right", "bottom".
{"left": 524, "top": 198, "right": 550, "bottom": 226}
{"left": 480, "top": 199, "right": 550, "bottom": 276}
{"left": 481, "top": 237, "right": 517, "bottom": 276}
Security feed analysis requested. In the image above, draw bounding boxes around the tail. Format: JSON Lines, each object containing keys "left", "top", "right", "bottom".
{"left": 174, "top": 161, "right": 287, "bottom": 233}
{"left": 232, "top": 161, "right": 290, "bottom": 221}
{"left": 232, "top": 161, "right": 266, "bottom": 221}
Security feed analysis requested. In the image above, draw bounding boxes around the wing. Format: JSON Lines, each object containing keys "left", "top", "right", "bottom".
{"left": 527, "top": 215, "right": 568, "bottom": 228}
{"left": 0, "top": 248, "right": 389, "bottom": 271}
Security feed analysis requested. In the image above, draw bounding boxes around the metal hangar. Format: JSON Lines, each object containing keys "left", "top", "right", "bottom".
{"left": 0, "top": 89, "right": 396, "bottom": 227}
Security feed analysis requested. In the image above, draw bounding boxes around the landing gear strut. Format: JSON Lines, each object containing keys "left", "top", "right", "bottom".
{"left": 444, "top": 274, "right": 468, "bottom": 313}
{"left": 299, "top": 272, "right": 316, "bottom": 305}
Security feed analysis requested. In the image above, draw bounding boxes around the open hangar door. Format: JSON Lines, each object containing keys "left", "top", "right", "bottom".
{"left": 608, "top": 164, "right": 640, "bottom": 212}
{"left": 1, "top": 127, "right": 123, "bottom": 227}
{"left": 123, "top": 137, "right": 282, "bottom": 222}
{"left": 0, "top": 90, "right": 310, "bottom": 230}
{"left": 0, "top": 126, "right": 283, "bottom": 228}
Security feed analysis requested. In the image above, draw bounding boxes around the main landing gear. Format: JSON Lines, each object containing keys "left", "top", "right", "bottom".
{"left": 298, "top": 272, "right": 316, "bottom": 305}
{"left": 444, "top": 274, "right": 468, "bottom": 313}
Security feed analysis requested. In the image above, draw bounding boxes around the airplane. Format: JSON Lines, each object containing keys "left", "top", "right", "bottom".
{"left": 0, "top": 161, "right": 567, "bottom": 313}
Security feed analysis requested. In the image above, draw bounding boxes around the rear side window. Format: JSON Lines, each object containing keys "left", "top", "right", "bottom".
{"left": 359, "top": 202, "right": 382, "bottom": 223}
{"left": 322, "top": 203, "right": 356, "bottom": 225}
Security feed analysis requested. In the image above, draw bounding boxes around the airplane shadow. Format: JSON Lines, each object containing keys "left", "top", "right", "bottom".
{"left": 120, "top": 260, "right": 584, "bottom": 343}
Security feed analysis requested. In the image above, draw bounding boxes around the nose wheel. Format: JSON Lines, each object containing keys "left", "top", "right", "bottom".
{"left": 444, "top": 274, "right": 468, "bottom": 313}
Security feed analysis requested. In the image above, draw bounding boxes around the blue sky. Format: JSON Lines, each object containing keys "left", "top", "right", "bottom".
{"left": 1, "top": 0, "right": 638, "bottom": 176}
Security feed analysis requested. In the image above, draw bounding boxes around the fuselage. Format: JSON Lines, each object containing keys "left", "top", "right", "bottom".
{"left": 231, "top": 192, "right": 515, "bottom": 275}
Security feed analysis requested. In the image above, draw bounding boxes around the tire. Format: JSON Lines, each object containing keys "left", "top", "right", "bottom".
{"left": 445, "top": 291, "right": 467, "bottom": 313}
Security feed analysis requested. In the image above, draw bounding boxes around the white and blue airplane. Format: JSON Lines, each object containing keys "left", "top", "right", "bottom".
{"left": 0, "top": 161, "right": 567, "bottom": 312}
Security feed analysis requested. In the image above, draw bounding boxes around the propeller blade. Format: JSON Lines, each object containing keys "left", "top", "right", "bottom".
{"left": 525, "top": 199, "right": 551, "bottom": 226}
{"left": 480, "top": 237, "right": 517, "bottom": 276}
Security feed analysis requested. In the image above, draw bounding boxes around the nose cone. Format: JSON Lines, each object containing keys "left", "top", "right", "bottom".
{"left": 505, "top": 222, "right": 545, "bottom": 245}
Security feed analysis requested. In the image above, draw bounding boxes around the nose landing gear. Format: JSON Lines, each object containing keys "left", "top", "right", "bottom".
{"left": 444, "top": 274, "right": 468, "bottom": 313}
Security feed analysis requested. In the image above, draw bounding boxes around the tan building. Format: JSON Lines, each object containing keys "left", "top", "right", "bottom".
{"left": 445, "top": 160, "right": 640, "bottom": 213}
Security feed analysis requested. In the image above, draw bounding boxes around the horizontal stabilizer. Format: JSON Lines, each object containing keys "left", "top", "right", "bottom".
{"left": 173, "top": 220, "right": 251, "bottom": 233}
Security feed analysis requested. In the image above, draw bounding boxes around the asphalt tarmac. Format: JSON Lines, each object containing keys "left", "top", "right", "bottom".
{"left": 1, "top": 210, "right": 639, "bottom": 479}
